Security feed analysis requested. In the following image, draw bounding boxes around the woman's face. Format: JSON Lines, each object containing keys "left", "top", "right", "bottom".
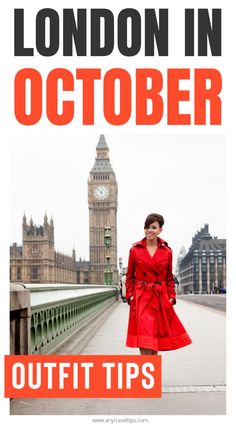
{"left": 144, "top": 221, "right": 162, "bottom": 240}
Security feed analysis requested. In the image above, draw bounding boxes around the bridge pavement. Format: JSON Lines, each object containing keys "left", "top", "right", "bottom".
{"left": 10, "top": 298, "right": 226, "bottom": 416}
{"left": 177, "top": 294, "right": 226, "bottom": 313}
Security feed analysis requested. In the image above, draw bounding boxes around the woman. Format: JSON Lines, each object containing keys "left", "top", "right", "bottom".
{"left": 125, "top": 213, "right": 192, "bottom": 355}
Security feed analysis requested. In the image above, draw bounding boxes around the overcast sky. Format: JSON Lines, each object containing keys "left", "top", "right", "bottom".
{"left": 10, "top": 133, "right": 225, "bottom": 268}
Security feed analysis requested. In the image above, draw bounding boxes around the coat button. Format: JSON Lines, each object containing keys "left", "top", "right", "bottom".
{"left": 143, "top": 272, "right": 147, "bottom": 275}
{"left": 154, "top": 271, "right": 158, "bottom": 275}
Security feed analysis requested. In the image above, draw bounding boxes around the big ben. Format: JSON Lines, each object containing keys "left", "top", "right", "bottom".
{"left": 88, "top": 135, "right": 118, "bottom": 284}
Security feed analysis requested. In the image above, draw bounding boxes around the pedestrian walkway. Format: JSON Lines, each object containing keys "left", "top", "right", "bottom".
{"left": 10, "top": 299, "right": 226, "bottom": 415}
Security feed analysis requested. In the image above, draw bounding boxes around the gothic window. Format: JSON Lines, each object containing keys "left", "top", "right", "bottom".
{"left": 17, "top": 267, "right": 21, "bottom": 280}
{"left": 32, "top": 266, "right": 39, "bottom": 280}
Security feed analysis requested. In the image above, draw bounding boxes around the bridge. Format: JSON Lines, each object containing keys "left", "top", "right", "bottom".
{"left": 10, "top": 284, "right": 226, "bottom": 415}
{"left": 10, "top": 282, "right": 119, "bottom": 355}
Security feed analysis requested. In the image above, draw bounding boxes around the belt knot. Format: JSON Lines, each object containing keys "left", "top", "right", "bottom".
{"left": 139, "top": 281, "right": 163, "bottom": 293}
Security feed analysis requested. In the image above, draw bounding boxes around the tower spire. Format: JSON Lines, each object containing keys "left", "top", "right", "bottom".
{"left": 96, "top": 134, "right": 109, "bottom": 159}
{"left": 96, "top": 134, "right": 108, "bottom": 149}
{"left": 72, "top": 247, "right": 76, "bottom": 261}
{"left": 44, "top": 213, "right": 48, "bottom": 226}
{"left": 23, "top": 212, "right": 27, "bottom": 225}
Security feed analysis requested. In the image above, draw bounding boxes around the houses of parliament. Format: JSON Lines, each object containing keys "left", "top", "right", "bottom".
{"left": 10, "top": 135, "right": 118, "bottom": 285}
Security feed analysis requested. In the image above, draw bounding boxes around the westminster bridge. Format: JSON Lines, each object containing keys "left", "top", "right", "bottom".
{"left": 10, "top": 282, "right": 119, "bottom": 355}
{"left": 9, "top": 282, "right": 226, "bottom": 415}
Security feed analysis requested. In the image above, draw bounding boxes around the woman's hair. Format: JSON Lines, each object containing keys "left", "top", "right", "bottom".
{"left": 144, "top": 213, "right": 164, "bottom": 229}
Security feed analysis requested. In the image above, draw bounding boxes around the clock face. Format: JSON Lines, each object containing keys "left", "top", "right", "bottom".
{"left": 94, "top": 185, "right": 109, "bottom": 200}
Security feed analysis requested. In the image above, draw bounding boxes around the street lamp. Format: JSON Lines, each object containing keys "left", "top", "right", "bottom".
{"left": 104, "top": 226, "right": 113, "bottom": 285}
{"left": 119, "top": 256, "right": 123, "bottom": 282}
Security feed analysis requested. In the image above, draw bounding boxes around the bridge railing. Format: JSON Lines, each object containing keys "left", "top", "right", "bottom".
{"left": 10, "top": 283, "right": 119, "bottom": 355}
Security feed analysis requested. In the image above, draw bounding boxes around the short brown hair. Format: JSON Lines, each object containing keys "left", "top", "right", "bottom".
{"left": 144, "top": 213, "right": 164, "bottom": 229}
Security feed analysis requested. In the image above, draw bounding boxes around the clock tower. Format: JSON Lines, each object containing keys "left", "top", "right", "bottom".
{"left": 88, "top": 135, "right": 118, "bottom": 284}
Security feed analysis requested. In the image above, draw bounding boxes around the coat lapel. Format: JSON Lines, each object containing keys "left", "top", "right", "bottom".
{"left": 134, "top": 237, "right": 169, "bottom": 273}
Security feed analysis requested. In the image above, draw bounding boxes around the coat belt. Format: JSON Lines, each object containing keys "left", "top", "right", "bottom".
{"left": 137, "top": 281, "right": 163, "bottom": 293}
{"left": 134, "top": 280, "right": 171, "bottom": 337}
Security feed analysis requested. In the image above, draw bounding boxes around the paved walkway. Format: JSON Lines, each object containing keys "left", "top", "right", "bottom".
{"left": 10, "top": 299, "right": 226, "bottom": 415}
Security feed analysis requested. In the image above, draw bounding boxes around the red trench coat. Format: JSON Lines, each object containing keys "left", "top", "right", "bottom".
{"left": 125, "top": 237, "right": 192, "bottom": 351}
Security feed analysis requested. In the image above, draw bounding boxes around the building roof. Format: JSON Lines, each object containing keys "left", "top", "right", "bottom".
{"left": 96, "top": 134, "right": 108, "bottom": 150}
{"left": 90, "top": 135, "right": 115, "bottom": 174}
{"left": 197, "top": 238, "right": 226, "bottom": 252}
{"left": 90, "top": 158, "right": 114, "bottom": 173}
{"left": 181, "top": 224, "right": 226, "bottom": 265}
{"left": 10, "top": 244, "right": 22, "bottom": 257}
{"left": 76, "top": 260, "right": 90, "bottom": 271}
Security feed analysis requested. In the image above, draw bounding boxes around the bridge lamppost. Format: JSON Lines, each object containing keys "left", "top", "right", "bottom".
{"left": 119, "top": 257, "right": 123, "bottom": 280}
{"left": 104, "top": 226, "right": 113, "bottom": 285}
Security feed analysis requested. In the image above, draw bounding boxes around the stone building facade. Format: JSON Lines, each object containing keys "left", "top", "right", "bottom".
{"left": 10, "top": 214, "right": 78, "bottom": 284}
{"left": 75, "top": 259, "right": 90, "bottom": 284}
{"left": 179, "top": 224, "right": 226, "bottom": 294}
{"left": 10, "top": 135, "right": 118, "bottom": 285}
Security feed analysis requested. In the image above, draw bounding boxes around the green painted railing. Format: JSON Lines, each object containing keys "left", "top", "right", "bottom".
{"left": 11, "top": 283, "right": 119, "bottom": 355}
